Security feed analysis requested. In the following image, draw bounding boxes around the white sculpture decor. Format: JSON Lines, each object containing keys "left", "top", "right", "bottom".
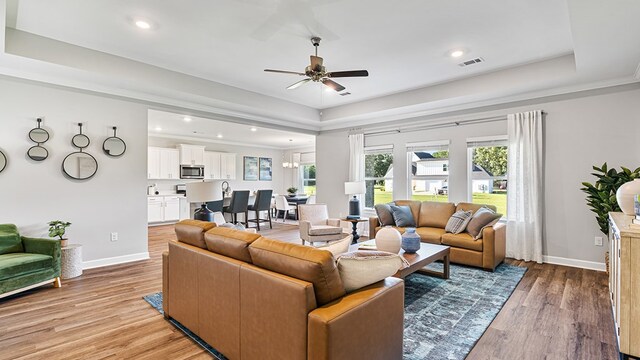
{"left": 375, "top": 226, "right": 402, "bottom": 253}
{"left": 616, "top": 179, "right": 640, "bottom": 215}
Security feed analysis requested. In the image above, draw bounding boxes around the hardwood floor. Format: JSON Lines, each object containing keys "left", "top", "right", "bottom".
{"left": 0, "top": 224, "right": 619, "bottom": 360}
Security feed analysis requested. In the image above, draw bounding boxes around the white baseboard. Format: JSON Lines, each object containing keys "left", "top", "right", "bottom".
{"left": 542, "top": 255, "right": 606, "bottom": 272}
{"left": 82, "top": 252, "right": 150, "bottom": 270}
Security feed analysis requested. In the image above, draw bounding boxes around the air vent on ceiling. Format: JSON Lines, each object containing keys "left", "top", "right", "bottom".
{"left": 458, "top": 57, "right": 484, "bottom": 67}
{"left": 339, "top": 92, "right": 351, "bottom": 96}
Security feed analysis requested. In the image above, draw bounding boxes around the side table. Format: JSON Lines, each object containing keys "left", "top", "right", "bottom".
{"left": 61, "top": 244, "right": 83, "bottom": 279}
{"left": 341, "top": 218, "right": 368, "bottom": 244}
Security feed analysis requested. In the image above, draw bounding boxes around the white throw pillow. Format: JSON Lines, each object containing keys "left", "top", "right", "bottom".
{"left": 314, "top": 235, "right": 352, "bottom": 257}
{"left": 336, "top": 251, "right": 409, "bottom": 292}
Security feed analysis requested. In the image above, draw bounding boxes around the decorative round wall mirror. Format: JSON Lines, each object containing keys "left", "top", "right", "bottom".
{"left": 103, "top": 127, "right": 126, "bottom": 157}
{"left": 62, "top": 123, "right": 98, "bottom": 180}
{"left": 27, "top": 118, "right": 50, "bottom": 161}
{"left": 62, "top": 152, "right": 98, "bottom": 180}
{"left": 0, "top": 150, "right": 7, "bottom": 173}
{"left": 71, "top": 123, "right": 90, "bottom": 148}
{"left": 27, "top": 146, "right": 48, "bottom": 161}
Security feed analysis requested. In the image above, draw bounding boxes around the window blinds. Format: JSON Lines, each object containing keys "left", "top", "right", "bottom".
{"left": 466, "top": 136, "right": 508, "bottom": 148}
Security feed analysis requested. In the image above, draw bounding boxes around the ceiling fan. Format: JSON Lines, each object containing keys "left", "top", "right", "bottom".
{"left": 264, "top": 37, "right": 369, "bottom": 92}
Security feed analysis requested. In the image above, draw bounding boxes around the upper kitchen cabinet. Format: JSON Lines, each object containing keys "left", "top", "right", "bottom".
{"left": 148, "top": 147, "right": 180, "bottom": 180}
{"left": 179, "top": 144, "right": 205, "bottom": 165}
{"left": 204, "top": 151, "right": 222, "bottom": 179}
{"left": 220, "top": 153, "right": 236, "bottom": 180}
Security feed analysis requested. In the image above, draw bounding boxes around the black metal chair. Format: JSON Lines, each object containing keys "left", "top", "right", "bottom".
{"left": 247, "top": 189, "right": 273, "bottom": 231}
{"left": 223, "top": 190, "right": 250, "bottom": 226}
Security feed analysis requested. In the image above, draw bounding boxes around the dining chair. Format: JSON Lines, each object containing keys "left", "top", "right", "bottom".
{"left": 247, "top": 189, "right": 273, "bottom": 231}
{"left": 275, "top": 195, "right": 294, "bottom": 222}
{"left": 223, "top": 190, "right": 250, "bottom": 226}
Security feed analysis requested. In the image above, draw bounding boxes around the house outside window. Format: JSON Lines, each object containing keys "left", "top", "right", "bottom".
{"left": 406, "top": 141, "right": 450, "bottom": 202}
{"left": 467, "top": 137, "right": 508, "bottom": 216}
{"left": 364, "top": 145, "right": 393, "bottom": 208}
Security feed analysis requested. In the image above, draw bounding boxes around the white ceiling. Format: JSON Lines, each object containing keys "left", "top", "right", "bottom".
{"left": 1, "top": 0, "right": 639, "bottom": 131}
{"left": 148, "top": 109, "right": 315, "bottom": 149}
{"left": 12, "top": 0, "right": 574, "bottom": 109}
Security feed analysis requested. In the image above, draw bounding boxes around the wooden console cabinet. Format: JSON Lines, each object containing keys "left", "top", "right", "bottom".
{"left": 608, "top": 212, "right": 640, "bottom": 359}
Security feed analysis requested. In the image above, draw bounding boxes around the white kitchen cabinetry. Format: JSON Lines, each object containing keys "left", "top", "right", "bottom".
{"left": 148, "top": 147, "right": 161, "bottom": 179}
{"left": 179, "top": 197, "right": 191, "bottom": 220}
{"left": 148, "top": 147, "right": 180, "bottom": 180}
{"left": 148, "top": 195, "right": 183, "bottom": 223}
{"left": 147, "top": 197, "right": 165, "bottom": 222}
{"left": 204, "top": 151, "right": 222, "bottom": 180}
{"left": 220, "top": 153, "right": 236, "bottom": 180}
{"left": 179, "top": 144, "right": 205, "bottom": 165}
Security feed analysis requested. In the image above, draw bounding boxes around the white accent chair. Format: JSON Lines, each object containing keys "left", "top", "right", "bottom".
{"left": 298, "top": 204, "right": 345, "bottom": 245}
{"left": 274, "top": 195, "right": 294, "bottom": 222}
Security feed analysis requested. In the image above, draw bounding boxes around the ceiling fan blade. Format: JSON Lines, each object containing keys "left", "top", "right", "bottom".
{"left": 310, "top": 56, "right": 324, "bottom": 71}
{"left": 264, "top": 69, "right": 306, "bottom": 76}
{"left": 321, "top": 78, "right": 346, "bottom": 92}
{"left": 327, "top": 70, "right": 369, "bottom": 78}
{"left": 287, "top": 78, "right": 312, "bottom": 90}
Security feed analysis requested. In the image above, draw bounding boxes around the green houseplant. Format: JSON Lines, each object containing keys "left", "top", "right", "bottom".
{"left": 48, "top": 220, "right": 72, "bottom": 247}
{"left": 287, "top": 187, "right": 298, "bottom": 196}
{"left": 580, "top": 163, "right": 640, "bottom": 235}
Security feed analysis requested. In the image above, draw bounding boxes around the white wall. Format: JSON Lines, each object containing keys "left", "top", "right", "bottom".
{"left": 0, "top": 76, "right": 149, "bottom": 265}
{"left": 147, "top": 137, "right": 287, "bottom": 195}
{"left": 316, "top": 85, "right": 640, "bottom": 265}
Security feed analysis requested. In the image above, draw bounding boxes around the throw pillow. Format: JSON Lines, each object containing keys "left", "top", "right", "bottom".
{"left": 389, "top": 205, "right": 416, "bottom": 227}
{"left": 466, "top": 207, "right": 502, "bottom": 239}
{"left": 315, "top": 235, "right": 353, "bottom": 257}
{"left": 374, "top": 203, "right": 396, "bottom": 226}
{"left": 336, "top": 251, "right": 409, "bottom": 292}
{"left": 445, "top": 210, "right": 473, "bottom": 234}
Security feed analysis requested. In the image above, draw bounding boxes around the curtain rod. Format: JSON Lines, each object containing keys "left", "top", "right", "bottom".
{"left": 363, "top": 112, "right": 546, "bottom": 137}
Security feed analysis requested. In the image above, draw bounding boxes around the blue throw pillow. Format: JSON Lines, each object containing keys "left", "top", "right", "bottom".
{"left": 389, "top": 205, "right": 416, "bottom": 227}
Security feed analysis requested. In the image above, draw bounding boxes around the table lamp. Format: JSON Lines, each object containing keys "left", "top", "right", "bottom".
{"left": 187, "top": 181, "right": 222, "bottom": 222}
{"left": 344, "top": 181, "right": 366, "bottom": 219}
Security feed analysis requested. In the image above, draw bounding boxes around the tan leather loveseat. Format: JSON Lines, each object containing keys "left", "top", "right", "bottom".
{"left": 163, "top": 221, "right": 404, "bottom": 360}
{"left": 369, "top": 201, "right": 505, "bottom": 271}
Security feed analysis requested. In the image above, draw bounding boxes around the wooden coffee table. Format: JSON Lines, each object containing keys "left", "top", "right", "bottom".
{"left": 353, "top": 240, "right": 450, "bottom": 279}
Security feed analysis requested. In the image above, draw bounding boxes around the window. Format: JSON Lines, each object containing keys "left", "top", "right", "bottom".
{"left": 301, "top": 164, "right": 316, "bottom": 195}
{"left": 467, "top": 137, "right": 508, "bottom": 216}
{"left": 407, "top": 141, "right": 450, "bottom": 202}
{"left": 299, "top": 152, "right": 316, "bottom": 195}
{"left": 364, "top": 145, "right": 393, "bottom": 208}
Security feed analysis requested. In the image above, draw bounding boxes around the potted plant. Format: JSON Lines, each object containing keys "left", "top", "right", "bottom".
{"left": 287, "top": 187, "right": 298, "bottom": 197}
{"left": 48, "top": 220, "right": 72, "bottom": 247}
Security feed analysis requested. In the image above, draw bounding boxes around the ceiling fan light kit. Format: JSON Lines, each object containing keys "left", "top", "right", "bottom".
{"left": 264, "top": 37, "right": 369, "bottom": 93}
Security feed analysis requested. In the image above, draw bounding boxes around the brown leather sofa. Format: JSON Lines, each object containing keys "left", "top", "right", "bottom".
{"left": 369, "top": 201, "right": 506, "bottom": 271}
{"left": 164, "top": 221, "right": 405, "bottom": 360}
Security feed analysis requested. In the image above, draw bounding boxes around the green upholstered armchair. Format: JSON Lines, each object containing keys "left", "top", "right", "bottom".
{"left": 0, "top": 224, "right": 62, "bottom": 299}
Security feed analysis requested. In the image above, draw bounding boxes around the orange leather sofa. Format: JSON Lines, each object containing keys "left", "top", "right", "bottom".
{"left": 163, "top": 222, "right": 404, "bottom": 360}
{"left": 369, "top": 201, "right": 506, "bottom": 271}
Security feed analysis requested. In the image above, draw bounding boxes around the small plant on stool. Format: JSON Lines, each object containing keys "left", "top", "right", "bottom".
{"left": 48, "top": 220, "right": 71, "bottom": 247}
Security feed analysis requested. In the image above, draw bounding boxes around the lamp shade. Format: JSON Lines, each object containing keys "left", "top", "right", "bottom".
{"left": 344, "top": 181, "right": 366, "bottom": 195}
{"left": 187, "top": 181, "right": 222, "bottom": 203}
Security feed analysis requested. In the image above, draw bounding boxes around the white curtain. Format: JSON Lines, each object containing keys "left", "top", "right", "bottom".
{"left": 348, "top": 133, "right": 365, "bottom": 182}
{"left": 506, "top": 110, "right": 544, "bottom": 263}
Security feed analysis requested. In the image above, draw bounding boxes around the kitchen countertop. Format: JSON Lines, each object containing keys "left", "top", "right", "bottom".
{"left": 148, "top": 194, "right": 186, "bottom": 197}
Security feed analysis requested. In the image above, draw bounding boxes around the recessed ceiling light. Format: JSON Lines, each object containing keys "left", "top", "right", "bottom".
{"left": 154, "top": 127, "right": 162, "bottom": 131}
{"left": 135, "top": 20, "right": 152, "bottom": 30}
{"left": 250, "top": 127, "right": 257, "bottom": 132}
{"left": 217, "top": 134, "right": 223, "bottom": 138}
{"left": 450, "top": 50, "right": 465, "bottom": 58}
{"left": 183, "top": 117, "right": 192, "bottom": 122}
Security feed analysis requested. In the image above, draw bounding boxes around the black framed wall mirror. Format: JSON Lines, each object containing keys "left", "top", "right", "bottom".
{"left": 27, "top": 118, "right": 50, "bottom": 161}
{"left": 62, "top": 123, "right": 98, "bottom": 180}
{"left": 103, "top": 126, "right": 126, "bottom": 157}
{"left": 0, "top": 150, "right": 7, "bottom": 173}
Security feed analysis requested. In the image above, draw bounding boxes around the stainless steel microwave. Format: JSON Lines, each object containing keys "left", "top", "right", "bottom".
{"left": 180, "top": 165, "right": 205, "bottom": 179}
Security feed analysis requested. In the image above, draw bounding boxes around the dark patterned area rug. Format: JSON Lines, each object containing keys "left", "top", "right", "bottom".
{"left": 144, "top": 263, "right": 526, "bottom": 360}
